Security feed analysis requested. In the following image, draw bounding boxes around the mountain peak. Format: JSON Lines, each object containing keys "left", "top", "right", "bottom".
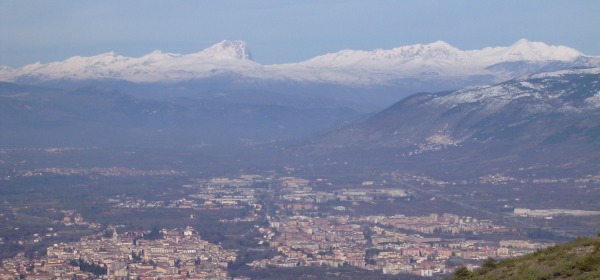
{"left": 511, "top": 38, "right": 532, "bottom": 46}
{"left": 196, "top": 40, "right": 252, "bottom": 60}
{"left": 508, "top": 38, "right": 550, "bottom": 52}
{"left": 382, "top": 41, "right": 461, "bottom": 60}
{"left": 504, "top": 39, "right": 582, "bottom": 61}
{"left": 427, "top": 40, "right": 455, "bottom": 49}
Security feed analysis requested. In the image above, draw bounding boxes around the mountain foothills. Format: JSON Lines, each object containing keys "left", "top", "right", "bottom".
{"left": 0, "top": 82, "right": 360, "bottom": 148}
{"left": 305, "top": 68, "right": 600, "bottom": 176}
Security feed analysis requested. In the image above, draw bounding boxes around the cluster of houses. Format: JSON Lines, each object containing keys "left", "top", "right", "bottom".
{"left": 0, "top": 227, "right": 236, "bottom": 279}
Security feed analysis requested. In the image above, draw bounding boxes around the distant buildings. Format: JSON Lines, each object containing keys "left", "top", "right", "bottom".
{"left": 2, "top": 227, "right": 235, "bottom": 279}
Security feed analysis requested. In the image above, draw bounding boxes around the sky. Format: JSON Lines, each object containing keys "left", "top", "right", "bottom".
{"left": 1, "top": 0, "right": 599, "bottom": 68}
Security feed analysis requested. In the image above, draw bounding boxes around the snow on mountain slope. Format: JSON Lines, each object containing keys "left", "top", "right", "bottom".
{"left": 191, "top": 40, "right": 252, "bottom": 60}
{"left": 432, "top": 67, "right": 600, "bottom": 114}
{"left": 2, "top": 39, "right": 596, "bottom": 85}
{"left": 477, "top": 39, "right": 581, "bottom": 62}
{"left": 268, "top": 39, "right": 588, "bottom": 85}
{"left": 302, "top": 67, "right": 600, "bottom": 177}
{"left": 10, "top": 40, "right": 270, "bottom": 83}
{"left": 310, "top": 67, "right": 600, "bottom": 153}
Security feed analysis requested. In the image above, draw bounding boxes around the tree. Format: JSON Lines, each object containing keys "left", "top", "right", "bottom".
{"left": 145, "top": 226, "right": 163, "bottom": 240}
{"left": 453, "top": 266, "right": 473, "bottom": 279}
{"left": 131, "top": 251, "right": 142, "bottom": 262}
{"left": 362, "top": 226, "right": 374, "bottom": 245}
{"left": 478, "top": 257, "right": 497, "bottom": 274}
{"left": 102, "top": 229, "right": 113, "bottom": 238}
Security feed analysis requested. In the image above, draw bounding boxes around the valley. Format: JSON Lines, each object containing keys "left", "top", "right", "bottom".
{"left": 0, "top": 140, "right": 598, "bottom": 278}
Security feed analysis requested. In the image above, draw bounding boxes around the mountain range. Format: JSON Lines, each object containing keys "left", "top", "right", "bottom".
{"left": 2, "top": 39, "right": 599, "bottom": 88}
{"left": 2, "top": 40, "right": 599, "bottom": 176}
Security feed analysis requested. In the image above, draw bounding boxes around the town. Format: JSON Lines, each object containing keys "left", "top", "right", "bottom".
{"left": 2, "top": 171, "right": 577, "bottom": 279}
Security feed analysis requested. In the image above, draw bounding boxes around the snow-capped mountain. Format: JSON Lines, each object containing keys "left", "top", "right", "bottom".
{"left": 7, "top": 40, "right": 269, "bottom": 83}
{"left": 1, "top": 39, "right": 599, "bottom": 86}
{"left": 194, "top": 39, "right": 252, "bottom": 60}
{"left": 269, "top": 39, "right": 591, "bottom": 85}
{"left": 433, "top": 67, "right": 600, "bottom": 113}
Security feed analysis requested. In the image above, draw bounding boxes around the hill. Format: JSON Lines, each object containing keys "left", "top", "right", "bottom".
{"left": 449, "top": 235, "right": 600, "bottom": 279}
{"left": 0, "top": 82, "right": 360, "bottom": 148}
{"left": 304, "top": 67, "right": 600, "bottom": 176}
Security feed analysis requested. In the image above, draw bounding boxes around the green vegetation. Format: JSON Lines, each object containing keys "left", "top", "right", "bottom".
{"left": 449, "top": 235, "right": 600, "bottom": 279}
{"left": 144, "top": 226, "right": 163, "bottom": 240}
{"left": 68, "top": 258, "right": 107, "bottom": 276}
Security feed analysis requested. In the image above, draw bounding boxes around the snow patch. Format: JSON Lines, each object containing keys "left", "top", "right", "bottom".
{"left": 585, "top": 91, "right": 600, "bottom": 108}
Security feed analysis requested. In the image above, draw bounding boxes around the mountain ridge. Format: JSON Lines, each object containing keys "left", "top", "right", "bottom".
{"left": 302, "top": 67, "right": 600, "bottom": 175}
{"left": 2, "top": 40, "right": 598, "bottom": 86}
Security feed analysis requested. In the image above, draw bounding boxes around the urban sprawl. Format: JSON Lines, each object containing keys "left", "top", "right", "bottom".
{"left": 4, "top": 172, "right": 595, "bottom": 279}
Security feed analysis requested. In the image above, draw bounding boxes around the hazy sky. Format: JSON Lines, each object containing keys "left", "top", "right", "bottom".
{"left": 1, "top": 0, "right": 599, "bottom": 67}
